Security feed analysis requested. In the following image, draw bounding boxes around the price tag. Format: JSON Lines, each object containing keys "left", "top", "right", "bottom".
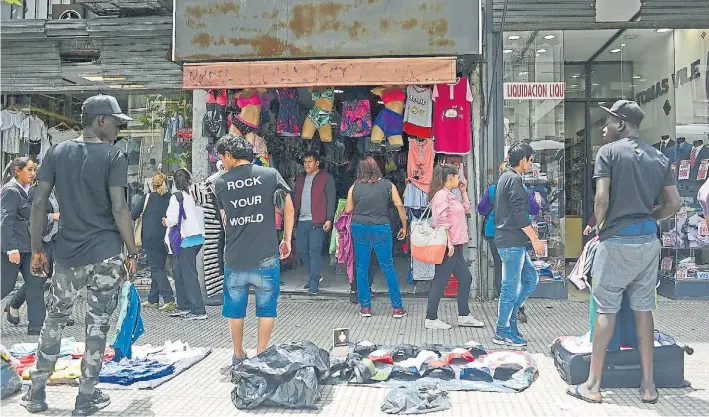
{"left": 675, "top": 268, "right": 688, "bottom": 280}
{"left": 662, "top": 233, "right": 675, "bottom": 247}
{"left": 699, "top": 220, "right": 709, "bottom": 236}
{"left": 678, "top": 160, "right": 691, "bottom": 180}
{"left": 671, "top": 162, "right": 676, "bottom": 178}
{"left": 698, "top": 159, "right": 709, "bottom": 180}
{"left": 660, "top": 257, "right": 673, "bottom": 271}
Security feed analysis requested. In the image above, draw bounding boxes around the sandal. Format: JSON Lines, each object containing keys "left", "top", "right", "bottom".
{"left": 566, "top": 385, "right": 602, "bottom": 404}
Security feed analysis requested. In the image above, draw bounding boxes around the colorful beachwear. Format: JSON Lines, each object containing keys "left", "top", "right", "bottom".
{"left": 311, "top": 87, "right": 335, "bottom": 102}
{"left": 432, "top": 77, "right": 474, "bottom": 155}
{"left": 275, "top": 88, "right": 302, "bottom": 136}
{"left": 307, "top": 107, "right": 332, "bottom": 130}
{"left": 228, "top": 113, "right": 259, "bottom": 135}
{"left": 341, "top": 100, "right": 372, "bottom": 137}
{"left": 403, "top": 86, "right": 433, "bottom": 138}
{"left": 373, "top": 108, "right": 404, "bottom": 139}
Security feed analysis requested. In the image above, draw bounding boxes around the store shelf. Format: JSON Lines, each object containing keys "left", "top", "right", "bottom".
{"left": 657, "top": 275, "right": 709, "bottom": 300}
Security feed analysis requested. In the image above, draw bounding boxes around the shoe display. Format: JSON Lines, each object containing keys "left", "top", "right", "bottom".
{"left": 168, "top": 309, "right": 190, "bottom": 317}
{"left": 458, "top": 315, "right": 485, "bottom": 328}
{"left": 359, "top": 308, "right": 372, "bottom": 317}
{"left": 158, "top": 302, "right": 177, "bottom": 312}
{"left": 425, "top": 319, "right": 452, "bottom": 330}
{"left": 21, "top": 387, "right": 48, "bottom": 413}
{"left": 182, "top": 313, "right": 208, "bottom": 320}
{"left": 392, "top": 308, "right": 407, "bottom": 319}
{"left": 72, "top": 389, "right": 110, "bottom": 416}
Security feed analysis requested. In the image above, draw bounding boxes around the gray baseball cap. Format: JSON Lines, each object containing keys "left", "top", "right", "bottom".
{"left": 599, "top": 100, "right": 645, "bottom": 126}
{"left": 82, "top": 95, "right": 132, "bottom": 122}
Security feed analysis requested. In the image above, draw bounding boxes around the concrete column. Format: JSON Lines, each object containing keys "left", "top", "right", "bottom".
{"left": 191, "top": 89, "right": 209, "bottom": 182}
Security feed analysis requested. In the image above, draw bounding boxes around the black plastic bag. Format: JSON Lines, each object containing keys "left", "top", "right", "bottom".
{"left": 231, "top": 341, "right": 330, "bottom": 410}
{"left": 381, "top": 384, "right": 452, "bottom": 414}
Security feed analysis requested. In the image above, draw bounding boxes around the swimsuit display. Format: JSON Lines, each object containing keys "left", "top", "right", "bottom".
{"left": 275, "top": 88, "right": 302, "bottom": 136}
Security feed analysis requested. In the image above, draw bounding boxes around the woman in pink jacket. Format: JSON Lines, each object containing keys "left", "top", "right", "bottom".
{"left": 425, "top": 164, "right": 485, "bottom": 330}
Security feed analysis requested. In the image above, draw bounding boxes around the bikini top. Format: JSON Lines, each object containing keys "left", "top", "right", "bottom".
{"left": 206, "top": 89, "right": 227, "bottom": 106}
{"left": 237, "top": 94, "right": 262, "bottom": 108}
{"left": 382, "top": 88, "right": 405, "bottom": 104}
{"left": 311, "top": 87, "right": 334, "bottom": 102}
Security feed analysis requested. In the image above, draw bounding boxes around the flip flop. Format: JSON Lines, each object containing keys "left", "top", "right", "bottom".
{"left": 566, "top": 385, "right": 602, "bottom": 404}
{"left": 640, "top": 389, "right": 659, "bottom": 404}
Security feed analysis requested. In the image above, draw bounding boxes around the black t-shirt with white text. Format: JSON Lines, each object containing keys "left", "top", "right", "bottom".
{"left": 37, "top": 139, "right": 128, "bottom": 267}
{"left": 213, "top": 164, "right": 291, "bottom": 270}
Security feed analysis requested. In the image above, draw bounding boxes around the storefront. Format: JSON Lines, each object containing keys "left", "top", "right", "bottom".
{"left": 491, "top": 0, "right": 709, "bottom": 299}
{"left": 173, "top": 0, "right": 483, "bottom": 297}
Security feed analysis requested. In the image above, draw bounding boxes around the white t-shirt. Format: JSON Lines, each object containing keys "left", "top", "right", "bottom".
{"left": 404, "top": 86, "right": 433, "bottom": 128}
{"left": 47, "top": 127, "right": 79, "bottom": 145}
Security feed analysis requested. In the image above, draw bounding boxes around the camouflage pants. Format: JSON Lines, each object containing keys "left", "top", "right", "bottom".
{"left": 30, "top": 254, "right": 123, "bottom": 395}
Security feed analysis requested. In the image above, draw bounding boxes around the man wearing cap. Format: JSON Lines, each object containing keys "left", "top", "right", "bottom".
{"left": 212, "top": 133, "right": 294, "bottom": 369}
{"left": 567, "top": 100, "right": 681, "bottom": 405}
{"left": 25, "top": 95, "right": 139, "bottom": 416}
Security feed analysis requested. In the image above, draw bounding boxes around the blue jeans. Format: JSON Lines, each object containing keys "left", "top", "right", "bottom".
{"left": 496, "top": 247, "right": 539, "bottom": 333}
{"left": 222, "top": 255, "right": 280, "bottom": 319}
{"left": 351, "top": 222, "right": 403, "bottom": 309}
{"left": 295, "top": 220, "right": 325, "bottom": 292}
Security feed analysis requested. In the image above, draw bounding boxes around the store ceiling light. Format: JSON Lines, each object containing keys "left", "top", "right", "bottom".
{"left": 503, "top": 49, "right": 513, "bottom": 54}
{"left": 334, "top": 89, "right": 344, "bottom": 94}
{"left": 592, "top": 83, "right": 600, "bottom": 86}
{"left": 610, "top": 48, "right": 621, "bottom": 53}
{"left": 656, "top": 28, "right": 671, "bottom": 33}
{"left": 519, "top": 71, "right": 529, "bottom": 76}
{"left": 544, "top": 34, "right": 556, "bottom": 40}
{"left": 508, "top": 35, "right": 520, "bottom": 40}
{"left": 633, "top": 75, "right": 642, "bottom": 79}
{"left": 571, "top": 74, "right": 580, "bottom": 79}
{"left": 536, "top": 48, "right": 547, "bottom": 53}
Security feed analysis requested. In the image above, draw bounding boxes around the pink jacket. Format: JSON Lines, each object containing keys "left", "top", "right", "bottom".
{"left": 335, "top": 211, "right": 354, "bottom": 282}
{"left": 431, "top": 188, "right": 471, "bottom": 246}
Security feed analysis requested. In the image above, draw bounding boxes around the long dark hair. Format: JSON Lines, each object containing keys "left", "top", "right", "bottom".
{"left": 3, "top": 157, "right": 32, "bottom": 185}
{"left": 428, "top": 164, "right": 459, "bottom": 200}
{"left": 355, "top": 156, "right": 383, "bottom": 183}
{"left": 173, "top": 168, "right": 192, "bottom": 192}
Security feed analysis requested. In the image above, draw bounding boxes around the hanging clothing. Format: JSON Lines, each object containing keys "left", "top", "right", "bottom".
{"left": 47, "top": 126, "right": 79, "bottom": 145}
{"left": 329, "top": 199, "right": 348, "bottom": 255}
{"left": 407, "top": 138, "right": 435, "bottom": 193}
{"left": 432, "top": 77, "right": 473, "bottom": 155}
{"left": 112, "top": 282, "right": 145, "bottom": 361}
{"left": 195, "top": 182, "right": 225, "bottom": 296}
{"left": 275, "top": 88, "right": 303, "bottom": 136}
{"left": 163, "top": 113, "right": 185, "bottom": 143}
{"left": 335, "top": 211, "right": 354, "bottom": 283}
{"left": 403, "top": 183, "right": 429, "bottom": 209}
{"left": 0, "top": 110, "right": 25, "bottom": 154}
{"left": 403, "top": 86, "right": 433, "bottom": 138}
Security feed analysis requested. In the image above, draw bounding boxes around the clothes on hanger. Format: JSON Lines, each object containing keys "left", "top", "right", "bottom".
{"left": 163, "top": 113, "right": 185, "bottom": 143}
{"left": 407, "top": 138, "right": 435, "bottom": 193}
{"left": 403, "top": 86, "right": 433, "bottom": 138}
{"left": 432, "top": 77, "right": 473, "bottom": 155}
{"left": 0, "top": 109, "right": 25, "bottom": 154}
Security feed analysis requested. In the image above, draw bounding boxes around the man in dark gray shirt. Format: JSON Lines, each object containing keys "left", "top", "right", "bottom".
{"left": 567, "top": 100, "right": 680, "bottom": 405}
{"left": 493, "top": 142, "right": 545, "bottom": 348}
{"left": 25, "top": 95, "right": 139, "bottom": 416}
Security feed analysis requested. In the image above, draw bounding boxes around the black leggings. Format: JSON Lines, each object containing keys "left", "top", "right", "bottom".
{"left": 486, "top": 238, "right": 503, "bottom": 297}
{"left": 1, "top": 252, "right": 46, "bottom": 328}
{"left": 426, "top": 245, "right": 472, "bottom": 320}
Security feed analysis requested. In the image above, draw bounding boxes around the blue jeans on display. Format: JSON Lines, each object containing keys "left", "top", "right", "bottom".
{"left": 351, "top": 222, "right": 403, "bottom": 309}
{"left": 295, "top": 220, "right": 325, "bottom": 293}
{"left": 496, "top": 247, "right": 539, "bottom": 333}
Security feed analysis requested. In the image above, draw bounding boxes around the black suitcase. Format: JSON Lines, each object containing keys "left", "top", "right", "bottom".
{"left": 551, "top": 338, "right": 691, "bottom": 388}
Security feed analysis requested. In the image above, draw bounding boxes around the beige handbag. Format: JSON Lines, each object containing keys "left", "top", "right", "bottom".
{"left": 134, "top": 194, "right": 150, "bottom": 247}
{"left": 410, "top": 205, "right": 448, "bottom": 265}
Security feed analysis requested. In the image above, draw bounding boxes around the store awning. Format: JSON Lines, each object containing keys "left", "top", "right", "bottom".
{"left": 183, "top": 57, "right": 457, "bottom": 89}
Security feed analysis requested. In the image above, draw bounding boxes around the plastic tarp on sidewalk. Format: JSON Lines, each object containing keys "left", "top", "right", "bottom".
{"left": 231, "top": 341, "right": 330, "bottom": 410}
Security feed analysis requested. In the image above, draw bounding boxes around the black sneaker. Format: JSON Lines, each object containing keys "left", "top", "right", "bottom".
{"left": 21, "top": 387, "right": 48, "bottom": 413}
{"left": 72, "top": 389, "right": 110, "bottom": 416}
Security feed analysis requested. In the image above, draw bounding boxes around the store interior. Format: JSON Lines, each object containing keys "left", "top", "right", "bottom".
{"left": 503, "top": 28, "right": 709, "bottom": 288}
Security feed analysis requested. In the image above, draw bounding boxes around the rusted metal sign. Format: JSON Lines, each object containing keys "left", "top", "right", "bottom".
{"left": 183, "top": 57, "right": 457, "bottom": 89}
{"left": 174, "top": 0, "right": 481, "bottom": 62}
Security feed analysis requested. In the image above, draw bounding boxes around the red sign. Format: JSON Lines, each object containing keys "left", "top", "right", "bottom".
{"left": 698, "top": 159, "right": 709, "bottom": 180}
{"left": 678, "top": 160, "right": 691, "bottom": 180}
{"left": 504, "top": 82, "right": 565, "bottom": 100}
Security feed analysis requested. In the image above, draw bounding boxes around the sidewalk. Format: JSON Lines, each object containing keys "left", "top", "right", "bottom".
{"left": 2, "top": 297, "right": 708, "bottom": 416}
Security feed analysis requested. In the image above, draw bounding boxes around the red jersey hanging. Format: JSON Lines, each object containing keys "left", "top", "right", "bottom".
{"left": 432, "top": 77, "right": 473, "bottom": 155}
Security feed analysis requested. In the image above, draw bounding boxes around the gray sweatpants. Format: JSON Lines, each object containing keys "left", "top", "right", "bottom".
{"left": 30, "top": 254, "right": 123, "bottom": 395}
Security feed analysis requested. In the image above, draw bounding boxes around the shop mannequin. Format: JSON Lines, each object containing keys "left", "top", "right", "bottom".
{"left": 653, "top": 134, "right": 675, "bottom": 154}
{"left": 302, "top": 87, "right": 334, "bottom": 142}
{"left": 371, "top": 85, "right": 405, "bottom": 147}
{"left": 229, "top": 88, "right": 266, "bottom": 136}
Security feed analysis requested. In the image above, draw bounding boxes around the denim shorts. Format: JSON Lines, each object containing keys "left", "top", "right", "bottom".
{"left": 222, "top": 255, "right": 280, "bottom": 319}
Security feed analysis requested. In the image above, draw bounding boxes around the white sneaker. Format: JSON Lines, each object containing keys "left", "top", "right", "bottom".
{"left": 425, "top": 319, "right": 452, "bottom": 330}
{"left": 458, "top": 315, "right": 485, "bottom": 328}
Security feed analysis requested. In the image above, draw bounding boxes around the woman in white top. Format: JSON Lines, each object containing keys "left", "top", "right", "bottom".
{"left": 164, "top": 168, "right": 207, "bottom": 320}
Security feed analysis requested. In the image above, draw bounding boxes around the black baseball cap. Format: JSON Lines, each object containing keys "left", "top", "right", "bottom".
{"left": 82, "top": 95, "right": 132, "bottom": 122}
{"left": 599, "top": 100, "right": 645, "bottom": 126}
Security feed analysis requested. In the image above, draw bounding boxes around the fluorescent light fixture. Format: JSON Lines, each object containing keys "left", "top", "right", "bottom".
{"left": 592, "top": 83, "right": 599, "bottom": 86}
{"left": 610, "top": 48, "right": 621, "bottom": 53}
{"left": 571, "top": 74, "right": 580, "bottom": 79}
{"left": 633, "top": 75, "right": 642, "bottom": 79}
{"left": 334, "top": 89, "right": 344, "bottom": 94}
{"left": 503, "top": 49, "right": 513, "bottom": 54}
{"left": 81, "top": 75, "right": 104, "bottom": 82}
{"left": 519, "top": 71, "right": 529, "bottom": 76}
{"left": 544, "top": 34, "right": 556, "bottom": 40}
{"left": 536, "top": 48, "right": 547, "bottom": 53}
{"left": 508, "top": 35, "right": 520, "bottom": 40}
{"left": 656, "top": 28, "right": 671, "bottom": 33}
{"left": 569, "top": 85, "right": 578, "bottom": 88}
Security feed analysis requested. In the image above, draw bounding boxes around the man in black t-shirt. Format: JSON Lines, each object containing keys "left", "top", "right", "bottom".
{"left": 212, "top": 134, "right": 294, "bottom": 369}
{"left": 25, "top": 95, "right": 139, "bottom": 416}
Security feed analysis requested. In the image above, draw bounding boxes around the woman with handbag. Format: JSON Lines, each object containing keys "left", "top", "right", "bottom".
{"left": 344, "top": 156, "right": 407, "bottom": 319}
{"left": 132, "top": 172, "right": 175, "bottom": 311}
{"left": 425, "top": 164, "right": 485, "bottom": 330}
{"left": 164, "top": 169, "right": 207, "bottom": 320}
{"left": 1, "top": 157, "right": 46, "bottom": 335}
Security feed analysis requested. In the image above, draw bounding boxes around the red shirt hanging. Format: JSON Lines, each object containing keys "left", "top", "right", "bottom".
{"left": 432, "top": 77, "right": 473, "bottom": 155}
